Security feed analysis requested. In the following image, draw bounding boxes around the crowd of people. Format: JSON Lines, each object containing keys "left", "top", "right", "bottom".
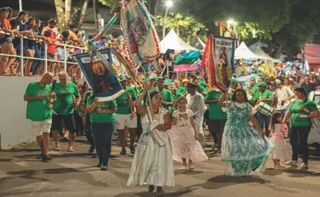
{"left": 0, "top": 7, "right": 175, "bottom": 79}
{"left": 23, "top": 61, "right": 320, "bottom": 194}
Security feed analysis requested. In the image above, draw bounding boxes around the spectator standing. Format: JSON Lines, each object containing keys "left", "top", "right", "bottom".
{"left": 10, "top": 10, "right": 28, "bottom": 50}
{"left": 0, "top": 7, "right": 17, "bottom": 76}
{"left": 301, "top": 75, "right": 315, "bottom": 96}
{"left": 42, "top": 19, "right": 58, "bottom": 75}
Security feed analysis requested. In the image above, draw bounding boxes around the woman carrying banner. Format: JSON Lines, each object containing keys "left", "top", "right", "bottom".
{"left": 127, "top": 81, "right": 174, "bottom": 196}
{"left": 86, "top": 93, "right": 117, "bottom": 171}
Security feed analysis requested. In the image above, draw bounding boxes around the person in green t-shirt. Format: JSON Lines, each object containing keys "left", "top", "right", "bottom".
{"left": 116, "top": 76, "right": 138, "bottom": 155}
{"left": 174, "top": 79, "right": 186, "bottom": 99}
{"left": 155, "top": 77, "right": 174, "bottom": 110}
{"left": 205, "top": 88, "right": 227, "bottom": 154}
{"left": 254, "top": 82, "right": 275, "bottom": 137}
{"left": 247, "top": 77, "right": 258, "bottom": 104}
{"left": 87, "top": 92, "right": 117, "bottom": 171}
{"left": 24, "top": 72, "right": 54, "bottom": 162}
{"left": 283, "top": 87, "right": 319, "bottom": 170}
{"left": 51, "top": 72, "right": 80, "bottom": 152}
{"left": 198, "top": 81, "right": 209, "bottom": 96}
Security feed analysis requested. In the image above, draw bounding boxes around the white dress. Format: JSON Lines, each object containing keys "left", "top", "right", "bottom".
{"left": 127, "top": 107, "right": 175, "bottom": 187}
{"left": 168, "top": 109, "right": 208, "bottom": 163}
{"left": 269, "top": 124, "right": 291, "bottom": 161}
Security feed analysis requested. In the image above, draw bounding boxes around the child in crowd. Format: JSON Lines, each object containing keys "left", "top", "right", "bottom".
{"left": 269, "top": 112, "right": 291, "bottom": 170}
{"left": 168, "top": 96, "right": 208, "bottom": 170}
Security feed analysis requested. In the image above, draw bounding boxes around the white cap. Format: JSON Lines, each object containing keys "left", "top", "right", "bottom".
{"left": 275, "top": 79, "right": 281, "bottom": 85}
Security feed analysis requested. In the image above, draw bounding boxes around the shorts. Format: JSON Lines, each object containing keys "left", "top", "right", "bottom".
{"left": 48, "top": 53, "right": 56, "bottom": 60}
{"left": 31, "top": 119, "right": 52, "bottom": 136}
{"left": 115, "top": 114, "right": 137, "bottom": 130}
{"left": 208, "top": 119, "right": 227, "bottom": 134}
{"left": 0, "top": 36, "right": 13, "bottom": 45}
{"left": 24, "top": 42, "right": 35, "bottom": 51}
{"left": 51, "top": 114, "right": 77, "bottom": 133}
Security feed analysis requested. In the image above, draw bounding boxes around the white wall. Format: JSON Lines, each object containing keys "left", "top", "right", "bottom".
{"left": 0, "top": 76, "right": 41, "bottom": 149}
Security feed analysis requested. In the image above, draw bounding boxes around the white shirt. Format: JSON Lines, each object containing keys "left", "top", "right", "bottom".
{"left": 186, "top": 91, "right": 207, "bottom": 118}
{"left": 275, "top": 86, "right": 294, "bottom": 108}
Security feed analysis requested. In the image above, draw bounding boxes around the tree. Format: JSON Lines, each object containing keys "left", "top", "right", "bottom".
{"left": 54, "top": 0, "right": 90, "bottom": 31}
{"left": 175, "top": 0, "right": 320, "bottom": 57}
{"left": 153, "top": 13, "right": 208, "bottom": 43}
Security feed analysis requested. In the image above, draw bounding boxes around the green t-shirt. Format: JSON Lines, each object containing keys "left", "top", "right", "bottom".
{"left": 53, "top": 82, "right": 80, "bottom": 115}
{"left": 290, "top": 99, "right": 318, "bottom": 127}
{"left": 160, "top": 88, "right": 174, "bottom": 109}
{"left": 83, "top": 90, "right": 92, "bottom": 104}
{"left": 86, "top": 95, "right": 117, "bottom": 123}
{"left": 116, "top": 86, "right": 136, "bottom": 115}
{"left": 250, "top": 84, "right": 259, "bottom": 94}
{"left": 24, "top": 82, "right": 52, "bottom": 121}
{"left": 176, "top": 87, "right": 186, "bottom": 97}
{"left": 205, "top": 90, "right": 227, "bottom": 120}
{"left": 254, "top": 90, "right": 274, "bottom": 107}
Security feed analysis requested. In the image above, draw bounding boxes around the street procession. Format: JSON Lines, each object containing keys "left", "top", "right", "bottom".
{"left": 0, "top": 0, "right": 320, "bottom": 197}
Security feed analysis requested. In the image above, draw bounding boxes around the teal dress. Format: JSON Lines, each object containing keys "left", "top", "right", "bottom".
{"left": 221, "top": 102, "right": 274, "bottom": 176}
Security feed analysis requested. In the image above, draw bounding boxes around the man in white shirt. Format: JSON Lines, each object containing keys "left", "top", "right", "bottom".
{"left": 186, "top": 82, "right": 207, "bottom": 147}
{"left": 274, "top": 79, "right": 294, "bottom": 109}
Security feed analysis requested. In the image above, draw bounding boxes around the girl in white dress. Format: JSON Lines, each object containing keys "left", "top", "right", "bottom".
{"left": 269, "top": 112, "right": 291, "bottom": 170}
{"left": 127, "top": 81, "right": 174, "bottom": 196}
{"left": 169, "top": 96, "right": 208, "bottom": 170}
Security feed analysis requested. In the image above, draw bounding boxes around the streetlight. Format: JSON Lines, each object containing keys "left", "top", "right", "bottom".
{"left": 227, "top": 19, "right": 235, "bottom": 25}
{"left": 162, "top": 0, "right": 173, "bottom": 40}
{"left": 227, "top": 19, "right": 239, "bottom": 45}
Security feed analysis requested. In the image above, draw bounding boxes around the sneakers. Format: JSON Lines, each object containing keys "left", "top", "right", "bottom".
{"left": 120, "top": 148, "right": 126, "bottom": 156}
{"left": 129, "top": 146, "right": 135, "bottom": 154}
{"left": 97, "top": 163, "right": 102, "bottom": 168}
{"left": 299, "top": 163, "right": 308, "bottom": 170}
{"left": 285, "top": 160, "right": 298, "bottom": 166}
{"left": 41, "top": 155, "right": 52, "bottom": 162}
{"left": 88, "top": 146, "right": 94, "bottom": 154}
{"left": 286, "top": 161, "right": 309, "bottom": 170}
{"left": 101, "top": 165, "right": 108, "bottom": 171}
{"left": 36, "top": 154, "right": 43, "bottom": 159}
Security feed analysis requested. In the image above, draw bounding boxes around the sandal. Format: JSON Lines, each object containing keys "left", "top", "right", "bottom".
{"left": 53, "top": 146, "right": 61, "bottom": 151}
{"left": 68, "top": 148, "right": 75, "bottom": 152}
{"left": 274, "top": 165, "right": 287, "bottom": 171}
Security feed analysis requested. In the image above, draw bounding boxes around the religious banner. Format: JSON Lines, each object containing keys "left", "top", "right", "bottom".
{"left": 120, "top": 0, "right": 160, "bottom": 70}
{"left": 213, "top": 36, "right": 236, "bottom": 87}
{"left": 201, "top": 35, "right": 236, "bottom": 90}
{"left": 74, "top": 49, "right": 124, "bottom": 101}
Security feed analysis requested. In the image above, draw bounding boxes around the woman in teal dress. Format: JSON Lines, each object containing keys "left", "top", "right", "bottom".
{"left": 218, "top": 89, "right": 274, "bottom": 176}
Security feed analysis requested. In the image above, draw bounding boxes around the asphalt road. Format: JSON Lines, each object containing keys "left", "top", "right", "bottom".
{"left": 0, "top": 136, "right": 319, "bottom": 197}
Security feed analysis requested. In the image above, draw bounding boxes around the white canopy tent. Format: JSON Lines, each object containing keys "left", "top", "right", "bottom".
{"left": 249, "top": 44, "right": 272, "bottom": 60}
{"left": 235, "top": 42, "right": 261, "bottom": 60}
{"left": 160, "top": 29, "right": 198, "bottom": 53}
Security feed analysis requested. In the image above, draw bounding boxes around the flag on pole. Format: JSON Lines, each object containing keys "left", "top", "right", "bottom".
{"left": 92, "top": 13, "right": 119, "bottom": 41}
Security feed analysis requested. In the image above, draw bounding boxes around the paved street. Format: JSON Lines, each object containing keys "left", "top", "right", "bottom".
{"left": 0, "top": 136, "right": 319, "bottom": 197}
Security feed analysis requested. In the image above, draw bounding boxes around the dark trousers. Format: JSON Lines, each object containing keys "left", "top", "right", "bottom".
{"left": 290, "top": 126, "right": 311, "bottom": 164}
{"left": 91, "top": 122, "right": 115, "bottom": 166}
{"left": 74, "top": 113, "right": 84, "bottom": 135}
{"left": 32, "top": 44, "right": 43, "bottom": 75}
{"left": 85, "top": 113, "right": 94, "bottom": 147}
{"left": 255, "top": 113, "right": 271, "bottom": 136}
